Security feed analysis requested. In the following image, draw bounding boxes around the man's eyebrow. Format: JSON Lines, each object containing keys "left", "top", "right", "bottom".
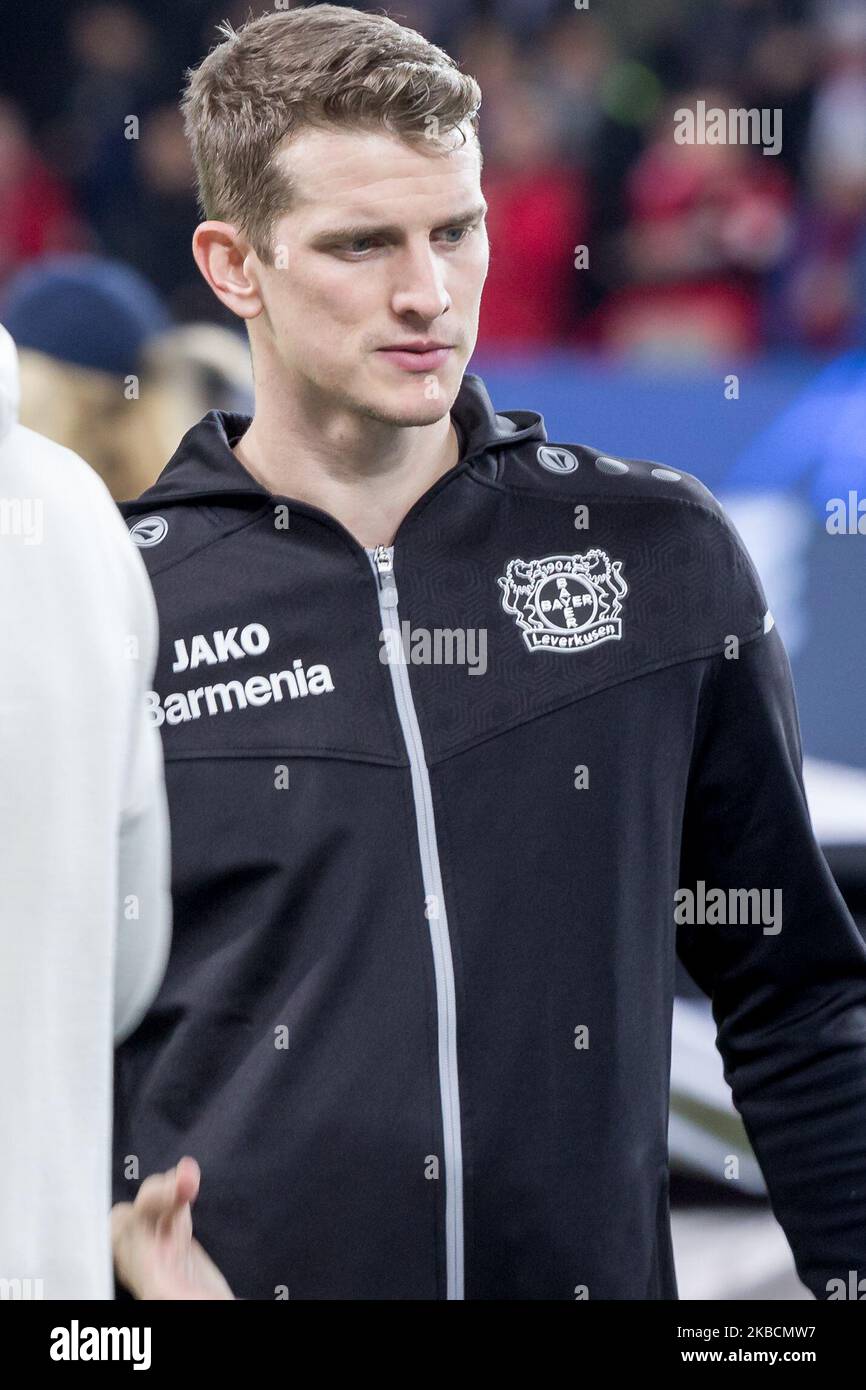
{"left": 308, "top": 201, "right": 489, "bottom": 245}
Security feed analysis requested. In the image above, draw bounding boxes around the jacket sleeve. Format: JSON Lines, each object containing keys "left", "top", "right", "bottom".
{"left": 676, "top": 621, "right": 866, "bottom": 1299}
{"left": 113, "top": 545, "right": 172, "bottom": 1046}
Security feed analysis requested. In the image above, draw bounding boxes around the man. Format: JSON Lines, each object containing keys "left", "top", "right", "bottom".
{"left": 0, "top": 322, "right": 171, "bottom": 1299}
{"left": 111, "top": 5, "right": 866, "bottom": 1300}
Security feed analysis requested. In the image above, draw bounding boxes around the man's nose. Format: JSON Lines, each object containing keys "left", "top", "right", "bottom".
{"left": 390, "top": 246, "right": 451, "bottom": 321}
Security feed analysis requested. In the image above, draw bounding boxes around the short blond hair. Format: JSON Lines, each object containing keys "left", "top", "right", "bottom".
{"left": 180, "top": 4, "right": 482, "bottom": 263}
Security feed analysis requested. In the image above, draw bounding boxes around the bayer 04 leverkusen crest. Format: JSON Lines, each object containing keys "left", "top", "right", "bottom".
{"left": 497, "top": 550, "right": 628, "bottom": 653}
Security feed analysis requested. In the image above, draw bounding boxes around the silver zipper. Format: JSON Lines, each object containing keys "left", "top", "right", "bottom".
{"left": 367, "top": 542, "right": 465, "bottom": 1301}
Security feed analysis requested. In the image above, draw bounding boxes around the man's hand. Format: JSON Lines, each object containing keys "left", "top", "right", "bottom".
{"left": 111, "top": 1156, "right": 235, "bottom": 1300}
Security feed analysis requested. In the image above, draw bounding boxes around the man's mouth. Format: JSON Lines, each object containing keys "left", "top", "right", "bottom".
{"left": 376, "top": 343, "right": 454, "bottom": 373}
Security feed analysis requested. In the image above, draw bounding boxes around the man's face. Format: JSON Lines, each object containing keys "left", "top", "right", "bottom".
{"left": 250, "top": 123, "right": 489, "bottom": 427}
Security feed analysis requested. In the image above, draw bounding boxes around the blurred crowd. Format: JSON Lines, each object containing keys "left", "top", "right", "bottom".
{"left": 1, "top": 0, "right": 866, "bottom": 372}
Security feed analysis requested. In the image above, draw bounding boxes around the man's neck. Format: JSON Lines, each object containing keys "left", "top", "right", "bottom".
{"left": 232, "top": 399, "right": 461, "bottom": 549}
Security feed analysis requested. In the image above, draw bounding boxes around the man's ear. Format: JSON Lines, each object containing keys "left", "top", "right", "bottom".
{"left": 192, "top": 223, "right": 264, "bottom": 321}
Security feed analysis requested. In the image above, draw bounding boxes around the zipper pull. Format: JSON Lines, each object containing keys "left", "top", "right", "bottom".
{"left": 372, "top": 545, "right": 398, "bottom": 606}
{"left": 373, "top": 544, "right": 393, "bottom": 573}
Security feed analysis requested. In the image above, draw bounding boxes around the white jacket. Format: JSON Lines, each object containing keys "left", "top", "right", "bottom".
{"left": 0, "top": 325, "right": 171, "bottom": 1298}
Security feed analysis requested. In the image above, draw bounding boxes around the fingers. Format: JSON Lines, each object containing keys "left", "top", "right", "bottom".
{"left": 110, "top": 1157, "right": 220, "bottom": 1301}
{"left": 110, "top": 1200, "right": 134, "bottom": 1244}
{"left": 173, "top": 1156, "right": 201, "bottom": 1206}
{"left": 130, "top": 1155, "right": 202, "bottom": 1223}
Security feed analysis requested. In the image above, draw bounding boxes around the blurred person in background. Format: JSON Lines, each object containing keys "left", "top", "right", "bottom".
{"left": 768, "top": 2, "right": 866, "bottom": 349}
{"left": 0, "top": 253, "right": 251, "bottom": 502}
{"left": 48, "top": 2, "right": 165, "bottom": 241}
{"left": 144, "top": 321, "right": 254, "bottom": 432}
{"left": 454, "top": 17, "right": 522, "bottom": 165}
{"left": 537, "top": 11, "right": 613, "bottom": 167}
{"left": 0, "top": 322, "right": 171, "bottom": 1298}
{"left": 596, "top": 86, "right": 794, "bottom": 360}
{"left": 0, "top": 96, "right": 88, "bottom": 291}
{"left": 1, "top": 255, "right": 173, "bottom": 500}
{"left": 459, "top": 0, "right": 590, "bottom": 351}
{"left": 475, "top": 80, "right": 588, "bottom": 351}
{"left": 102, "top": 102, "right": 235, "bottom": 324}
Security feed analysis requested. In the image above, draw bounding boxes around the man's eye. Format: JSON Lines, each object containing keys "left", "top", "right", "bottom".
{"left": 341, "top": 224, "right": 477, "bottom": 255}
{"left": 440, "top": 225, "right": 474, "bottom": 244}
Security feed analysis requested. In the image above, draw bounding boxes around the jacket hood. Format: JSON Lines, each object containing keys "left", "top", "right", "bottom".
{"left": 0, "top": 324, "right": 20, "bottom": 445}
{"left": 127, "top": 371, "right": 546, "bottom": 508}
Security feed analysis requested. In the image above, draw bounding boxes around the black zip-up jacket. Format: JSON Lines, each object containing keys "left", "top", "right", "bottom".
{"left": 113, "top": 371, "right": 866, "bottom": 1300}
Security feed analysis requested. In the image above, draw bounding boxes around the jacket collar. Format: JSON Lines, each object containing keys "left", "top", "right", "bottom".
{"left": 128, "top": 371, "right": 546, "bottom": 507}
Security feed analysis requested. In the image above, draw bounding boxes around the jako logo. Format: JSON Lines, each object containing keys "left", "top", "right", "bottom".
{"left": 129, "top": 515, "right": 168, "bottom": 547}
{"left": 172, "top": 622, "right": 270, "bottom": 672}
{"left": 537, "top": 446, "right": 578, "bottom": 474}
